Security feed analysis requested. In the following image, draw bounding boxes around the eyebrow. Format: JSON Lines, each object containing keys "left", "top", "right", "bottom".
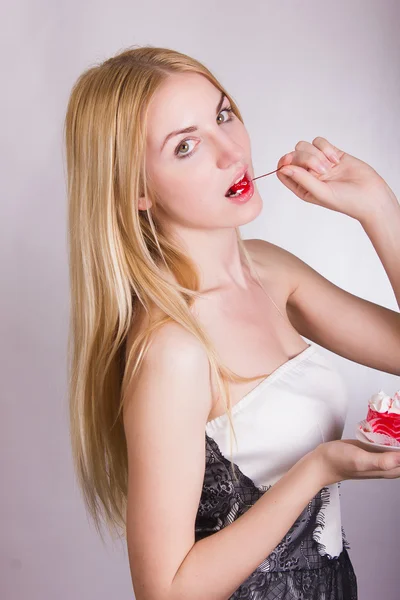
{"left": 160, "top": 91, "right": 226, "bottom": 153}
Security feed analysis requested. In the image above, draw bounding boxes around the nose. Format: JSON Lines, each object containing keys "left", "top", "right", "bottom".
{"left": 214, "top": 133, "right": 245, "bottom": 169}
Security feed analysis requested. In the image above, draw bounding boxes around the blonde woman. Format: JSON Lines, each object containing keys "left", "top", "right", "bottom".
{"left": 64, "top": 45, "right": 400, "bottom": 599}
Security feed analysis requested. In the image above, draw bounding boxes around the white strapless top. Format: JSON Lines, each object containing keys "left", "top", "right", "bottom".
{"left": 204, "top": 267, "right": 350, "bottom": 559}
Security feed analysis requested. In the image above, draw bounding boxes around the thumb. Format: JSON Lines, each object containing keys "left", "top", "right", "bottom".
{"left": 279, "top": 165, "right": 329, "bottom": 201}
{"left": 375, "top": 450, "right": 400, "bottom": 471}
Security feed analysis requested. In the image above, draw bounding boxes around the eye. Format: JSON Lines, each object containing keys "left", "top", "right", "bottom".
{"left": 216, "top": 106, "right": 234, "bottom": 125}
{"left": 175, "top": 105, "right": 235, "bottom": 159}
{"left": 175, "top": 139, "right": 196, "bottom": 159}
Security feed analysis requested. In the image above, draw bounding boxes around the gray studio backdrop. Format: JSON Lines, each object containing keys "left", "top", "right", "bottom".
{"left": 2, "top": 0, "right": 399, "bottom": 598}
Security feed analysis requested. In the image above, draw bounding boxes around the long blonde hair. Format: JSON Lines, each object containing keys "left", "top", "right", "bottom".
{"left": 64, "top": 45, "right": 270, "bottom": 542}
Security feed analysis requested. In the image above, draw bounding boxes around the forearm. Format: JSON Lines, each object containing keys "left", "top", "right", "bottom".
{"left": 169, "top": 451, "right": 323, "bottom": 600}
{"left": 360, "top": 192, "right": 400, "bottom": 311}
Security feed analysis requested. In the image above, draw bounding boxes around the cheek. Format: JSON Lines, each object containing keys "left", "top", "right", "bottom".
{"left": 154, "top": 165, "right": 207, "bottom": 208}
{"left": 158, "top": 174, "right": 227, "bottom": 226}
{"left": 171, "top": 185, "right": 218, "bottom": 220}
{"left": 238, "top": 128, "right": 252, "bottom": 153}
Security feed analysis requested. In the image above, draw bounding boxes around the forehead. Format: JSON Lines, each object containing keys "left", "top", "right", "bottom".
{"left": 145, "top": 73, "right": 222, "bottom": 149}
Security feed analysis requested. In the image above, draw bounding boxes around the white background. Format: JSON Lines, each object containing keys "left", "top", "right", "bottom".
{"left": 1, "top": 0, "right": 399, "bottom": 598}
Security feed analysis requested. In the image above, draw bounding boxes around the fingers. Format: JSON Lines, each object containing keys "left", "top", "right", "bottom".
{"left": 276, "top": 162, "right": 332, "bottom": 205}
{"left": 341, "top": 440, "right": 400, "bottom": 479}
{"left": 294, "top": 141, "right": 335, "bottom": 168}
{"left": 275, "top": 168, "right": 314, "bottom": 203}
{"left": 277, "top": 152, "right": 296, "bottom": 171}
{"left": 278, "top": 150, "right": 337, "bottom": 183}
{"left": 311, "top": 137, "right": 343, "bottom": 164}
{"left": 278, "top": 137, "right": 343, "bottom": 175}
{"left": 294, "top": 138, "right": 343, "bottom": 165}
{"left": 289, "top": 150, "right": 334, "bottom": 175}
{"left": 360, "top": 465, "right": 400, "bottom": 480}
{"left": 362, "top": 449, "right": 400, "bottom": 477}
{"left": 375, "top": 450, "right": 400, "bottom": 471}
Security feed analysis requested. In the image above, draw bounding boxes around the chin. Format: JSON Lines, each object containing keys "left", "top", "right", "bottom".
{"left": 231, "top": 190, "right": 264, "bottom": 226}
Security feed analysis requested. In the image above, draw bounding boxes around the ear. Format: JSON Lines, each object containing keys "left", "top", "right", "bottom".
{"left": 138, "top": 194, "right": 153, "bottom": 211}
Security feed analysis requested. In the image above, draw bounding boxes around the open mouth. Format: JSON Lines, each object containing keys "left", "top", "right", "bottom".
{"left": 225, "top": 171, "right": 251, "bottom": 198}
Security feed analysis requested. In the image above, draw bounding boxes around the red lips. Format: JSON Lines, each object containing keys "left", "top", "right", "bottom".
{"left": 225, "top": 172, "right": 251, "bottom": 197}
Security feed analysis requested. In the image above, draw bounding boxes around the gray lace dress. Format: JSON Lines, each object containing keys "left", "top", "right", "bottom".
{"left": 196, "top": 344, "right": 358, "bottom": 599}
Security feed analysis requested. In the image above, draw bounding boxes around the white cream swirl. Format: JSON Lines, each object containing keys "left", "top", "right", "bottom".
{"left": 390, "top": 391, "right": 400, "bottom": 415}
{"left": 368, "top": 390, "right": 400, "bottom": 412}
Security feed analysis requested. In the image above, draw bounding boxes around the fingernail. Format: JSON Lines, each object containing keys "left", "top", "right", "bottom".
{"left": 280, "top": 167, "right": 294, "bottom": 177}
{"left": 329, "top": 153, "right": 340, "bottom": 164}
{"left": 317, "top": 163, "right": 328, "bottom": 174}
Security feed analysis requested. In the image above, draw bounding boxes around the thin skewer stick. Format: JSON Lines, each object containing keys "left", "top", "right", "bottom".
{"left": 251, "top": 167, "right": 283, "bottom": 181}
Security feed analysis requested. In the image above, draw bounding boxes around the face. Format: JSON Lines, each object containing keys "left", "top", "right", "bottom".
{"left": 139, "top": 72, "right": 263, "bottom": 230}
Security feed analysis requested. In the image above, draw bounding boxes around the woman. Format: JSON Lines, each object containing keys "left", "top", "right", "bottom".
{"left": 64, "top": 45, "right": 400, "bottom": 599}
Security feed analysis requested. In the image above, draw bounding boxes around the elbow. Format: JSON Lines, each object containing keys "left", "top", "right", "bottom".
{"left": 131, "top": 577, "right": 178, "bottom": 600}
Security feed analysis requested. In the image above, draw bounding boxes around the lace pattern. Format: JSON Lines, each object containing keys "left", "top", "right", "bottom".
{"left": 195, "top": 434, "right": 357, "bottom": 599}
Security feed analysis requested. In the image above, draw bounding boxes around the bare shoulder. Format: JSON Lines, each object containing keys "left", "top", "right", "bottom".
{"left": 243, "top": 238, "right": 300, "bottom": 299}
{"left": 124, "top": 317, "right": 213, "bottom": 422}
{"left": 144, "top": 320, "right": 212, "bottom": 375}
